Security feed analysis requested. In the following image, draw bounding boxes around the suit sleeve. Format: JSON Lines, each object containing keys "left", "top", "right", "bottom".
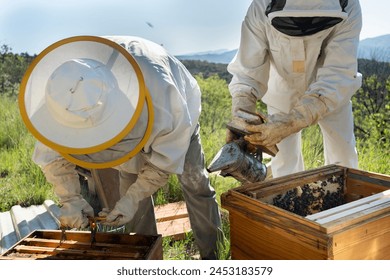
{"left": 307, "top": 0, "right": 362, "bottom": 111}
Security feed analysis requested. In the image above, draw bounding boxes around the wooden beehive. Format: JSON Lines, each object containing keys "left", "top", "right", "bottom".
{"left": 221, "top": 165, "right": 390, "bottom": 260}
{"left": 0, "top": 230, "right": 162, "bottom": 260}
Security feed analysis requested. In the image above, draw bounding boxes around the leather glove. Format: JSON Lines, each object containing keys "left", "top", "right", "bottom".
{"left": 59, "top": 196, "right": 94, "bottom": 228}
{"left": 42, "top": 158, "right": 94, "bottom": 228}
{"left": 243, "top": 94, "right": 328, "bottom": 147}
{"left": 226, "top": 91, "right": 257, "bottom": 143}
{"left": 98, "top": 194, "right": 138, "bottom": 227}
{"left": 98, "top": 161, "right": 169, "bottom": 226}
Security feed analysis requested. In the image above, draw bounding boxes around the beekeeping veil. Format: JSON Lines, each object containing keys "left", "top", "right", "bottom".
{"left": 265, "top": 0, "right": 348, "bottom": 36}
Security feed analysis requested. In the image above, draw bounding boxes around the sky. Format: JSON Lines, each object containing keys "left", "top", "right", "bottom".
{"left": 0, "top": 0, "right": 389, "bottom": 56}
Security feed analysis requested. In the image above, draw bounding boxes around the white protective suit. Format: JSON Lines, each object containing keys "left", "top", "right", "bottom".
{"left": 33, "top": 36, "right": 222, "bottom": 259}
{"left": 228, "top": 0, "right": 362, "bottom": 177}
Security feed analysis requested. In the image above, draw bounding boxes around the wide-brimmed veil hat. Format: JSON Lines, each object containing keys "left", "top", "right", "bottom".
{"left": 19, "top": 36, "right": 154, "bottom": 169}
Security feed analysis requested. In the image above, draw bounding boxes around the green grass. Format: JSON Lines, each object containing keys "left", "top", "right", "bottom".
{"left": 0, "top": 96, "right": 56, "bottom": 212}
{"left": 356, "top": 139, "right": 390, "bottom": 174}
{"left": 301, "top": 125, "right": 325, "bottom": 169}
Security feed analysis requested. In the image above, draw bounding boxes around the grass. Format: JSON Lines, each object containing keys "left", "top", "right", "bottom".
{"left": 356, "top": 139, "right": 390, "bottom": 174}
{"left": 301, "top": 125, "right": 325, "bottom": 169}
{"left": 1, "top": 94, "right": 389, "bottom": 260}
{"left": 0, "top": 96, "right": 57, "bottom": 212}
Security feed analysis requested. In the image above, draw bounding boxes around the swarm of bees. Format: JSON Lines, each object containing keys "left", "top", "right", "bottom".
{"left": 272, "top": 175, "right": 345, "bottom": 216}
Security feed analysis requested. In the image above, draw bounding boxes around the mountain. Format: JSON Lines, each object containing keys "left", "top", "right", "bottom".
{"left": 176, "top": 35, "right": 390, "bottom": 64}
{"left": 176, "top": 49, "right": 237, "bottom": 64}
{"left": 358, "top": 35, "right": 390, "bottom": 62}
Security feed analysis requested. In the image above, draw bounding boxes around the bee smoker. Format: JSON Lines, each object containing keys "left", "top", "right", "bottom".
{"left": 207, "top": 141, "right": 267, "bottom": 184}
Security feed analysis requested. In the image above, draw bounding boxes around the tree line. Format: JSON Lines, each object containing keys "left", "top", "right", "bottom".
{"left": 0, "top": 45, "right": 36, "bottom": 96}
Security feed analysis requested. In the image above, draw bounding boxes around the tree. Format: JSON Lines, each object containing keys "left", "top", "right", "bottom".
{"left": 0, "top": 44, "right": 33, "bottom": 96}
{"left": 352, "top": 74, "right": 390, "bottom": 146}
{"left": 180, "top": 60, "right": 232, "bottom": 83}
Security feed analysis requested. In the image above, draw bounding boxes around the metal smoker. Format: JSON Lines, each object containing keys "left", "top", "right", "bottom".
{"left": 207, "top": 109, "right": 278, "bottom": 184}
{"left": 207, "top": 141, "right": 267, "bottom": 184}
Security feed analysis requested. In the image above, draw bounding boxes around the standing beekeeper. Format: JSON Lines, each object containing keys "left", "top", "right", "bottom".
{"left": 227, "top": 0, "right": 362, "bottom": 178}
{"left": 19, "top": 35, "right": 222, "bottom": 259}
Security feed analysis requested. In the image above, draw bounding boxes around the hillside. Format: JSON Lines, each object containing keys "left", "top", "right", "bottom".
{"left": 179, "top": 60, "right": 232, "bottom": 82}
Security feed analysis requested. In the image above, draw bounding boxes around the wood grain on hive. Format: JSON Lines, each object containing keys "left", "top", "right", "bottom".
{"left": 0, "top": 230, "right": 162, "bottom": 260}
{"left": 221, "top": 165, "right": 390, "bottom": 260}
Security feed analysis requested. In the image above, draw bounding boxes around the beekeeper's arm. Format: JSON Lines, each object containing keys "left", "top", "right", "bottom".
{"left": 98, "top": 112, "right": 188, "bottom": 226}
{"left": 99, "top": 160, "right": 169, "bottom": 226}
{"left": 244, "top": 1, "right": 362, "bottom": 147}
{"left": 98, "top": 116, "right": 187, "bottom": 226}
{"left": 33, "top": 142, "right": 94, "bottom": 228}
{"left": 226, "top": 0, "right": 270, "bottom": 142}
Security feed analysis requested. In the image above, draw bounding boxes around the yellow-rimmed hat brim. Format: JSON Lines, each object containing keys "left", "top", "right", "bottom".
{"left": 19, "top": 36, "right": 147, "bottom": 155}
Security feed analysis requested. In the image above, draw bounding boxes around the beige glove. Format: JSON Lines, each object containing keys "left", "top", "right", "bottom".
{"left": 43, "top": 158, "right": 94, "bottom": 228}
{"left": 243, "top": 94, "right": 328, "bottom": 147}
{"left": 99, "top": 161, "right": 169, "bottom": 226}
{"left": 226, "top": 91, "right": 257, "bottom": 143}
{"left": 58, "top": 196, "right": 94, "bottom": 228}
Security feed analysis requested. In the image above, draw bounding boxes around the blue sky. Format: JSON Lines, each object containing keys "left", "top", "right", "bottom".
{"left": 0, "top": 0, "right": 389, "bottom": 56}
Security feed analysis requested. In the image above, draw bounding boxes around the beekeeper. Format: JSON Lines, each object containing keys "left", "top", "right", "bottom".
{"left": 19, "top": 35, "right": 222, "bottom": 259}
{"left": 227, "top": 0, "right": 362, "bottom": 178}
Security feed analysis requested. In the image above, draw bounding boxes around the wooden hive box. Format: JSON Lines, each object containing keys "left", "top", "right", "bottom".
{"left": 221, "top": 165, "right": 390, "bottom": 260}
{"left": 0, "top": 230, "right": 162, "bottom": 260}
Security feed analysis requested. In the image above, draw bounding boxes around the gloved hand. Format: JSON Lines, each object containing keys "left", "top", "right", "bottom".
{"left": 243, "top": 94, "right": 328, "bottom": 147}
{"left": 98, "top": 194, "right": 138, "bottom": 226}
{"left": 99, "top": 161, "right": 169, "bottom": 226}
{"left": 226, "top": 91, "right": 257, "bottom": 143}
{"left": 42, "top": 157, "right": 94, "bottom": 228}
{"left": 59, "top": 196, "right": 94, "bottom": 228}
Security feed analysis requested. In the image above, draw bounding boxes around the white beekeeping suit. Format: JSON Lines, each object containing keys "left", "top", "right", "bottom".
{"left": 227, "top": 0, "right": 362, "bottom": 177}
{"left": 20, "top": 36, "right": 222, "bottom": 259}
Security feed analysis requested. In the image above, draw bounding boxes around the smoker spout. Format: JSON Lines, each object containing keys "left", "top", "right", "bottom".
{"left": 207, "top": 142, "right": 267, "bottom": 184}
{"left": 207, "top": 142, "right": 242, "bottom": 173}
